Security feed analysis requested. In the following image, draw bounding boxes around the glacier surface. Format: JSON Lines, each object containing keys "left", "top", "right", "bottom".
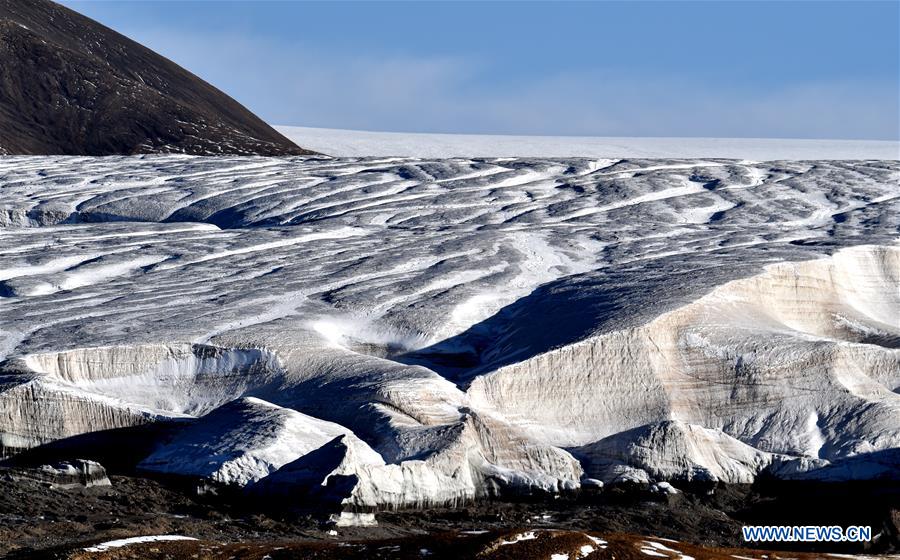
{"left": 0, "top": 154, "right": 897, "bottom": 514}
{"left": 276, "top": 126, "right": 900, "bottom": 160}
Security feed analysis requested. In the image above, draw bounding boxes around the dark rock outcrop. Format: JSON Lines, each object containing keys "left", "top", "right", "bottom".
{"left": 0, "top": 0, "right": 313, "bottom": 156}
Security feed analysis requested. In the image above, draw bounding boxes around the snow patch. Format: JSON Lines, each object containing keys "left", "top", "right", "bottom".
{"left": 84, "top": 535, "right": 197, "bottom": 552}
{"left": 500, "top": 531, "right": 538, "bottom": 545}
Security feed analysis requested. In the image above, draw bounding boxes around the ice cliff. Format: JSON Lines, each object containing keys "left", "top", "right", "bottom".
{"left": 0, "top": 155, "right": 897, "bottom": 516}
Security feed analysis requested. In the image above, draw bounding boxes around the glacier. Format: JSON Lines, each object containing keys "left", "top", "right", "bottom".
{"left": 0, "top": 154, "right": 897, "bottom": 517}
{"left": 275, "top": 126, "right": 900, "bottom": 160}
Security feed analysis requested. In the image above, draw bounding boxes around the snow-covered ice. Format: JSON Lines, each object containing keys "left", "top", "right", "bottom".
{"left": 0, "top": 154, "right": 897, "bottom": 514}
{"left": 500, "top": 531, "right": 538, "bottom": 545}
{"left": 276, "top": 126, "right": 900, "bottom": 160}
{"left": 642, "top": 540, "right": 696, "bottom": 560}
{"left": 83, "top": 535, "right": 197, "bottom": 552}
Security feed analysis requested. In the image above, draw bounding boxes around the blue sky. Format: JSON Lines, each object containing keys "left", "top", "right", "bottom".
{"left": 62, "top": 1, "right": 899, "bottom": 140}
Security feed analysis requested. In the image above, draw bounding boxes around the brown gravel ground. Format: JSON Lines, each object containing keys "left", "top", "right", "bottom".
{"left": 1, "top": 469, "right": 897, "bottom": 560}
{"left": 23, "top": 530, "right": 900, "bottom": 560}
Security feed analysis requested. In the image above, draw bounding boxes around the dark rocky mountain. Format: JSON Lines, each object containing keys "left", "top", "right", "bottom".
{"left": 0, "top": 0, "right": 313, "bottom": 156}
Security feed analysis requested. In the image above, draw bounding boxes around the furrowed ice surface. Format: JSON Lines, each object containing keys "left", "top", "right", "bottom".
{"left": 0, "top": 155, "right": 897, "bottom": 515}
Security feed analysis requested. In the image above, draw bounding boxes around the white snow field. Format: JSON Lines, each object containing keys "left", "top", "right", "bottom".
{"left": 276, "top": 126, "right": 900, "bottom": 160}
{"left": 0, "top": 154, "right": 898, "bottom": 516}
{"left": 83, "top": 535, "right": 197, "bottom": 553}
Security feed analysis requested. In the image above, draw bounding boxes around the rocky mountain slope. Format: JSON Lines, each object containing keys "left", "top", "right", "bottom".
{"left": 0, "top": 155, "right": 897, "bottom": 519}
{"left": 0, "top": 0, "right": 312, "bottom": 156}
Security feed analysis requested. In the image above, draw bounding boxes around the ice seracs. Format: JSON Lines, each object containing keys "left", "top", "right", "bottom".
{"left": 467, "top": 244, "right": 900, "bottom": 461}
{"left": 574, "top": 421, "right": 774, "bottom": 484}
{"left": 139, "top": 397, "right": 375, "bottom": 485}
{"left": 0, "top": 155, "right": 897, "bottom": 515}
{"left": 30, "top": 459, "right": 111, "bottom": 489}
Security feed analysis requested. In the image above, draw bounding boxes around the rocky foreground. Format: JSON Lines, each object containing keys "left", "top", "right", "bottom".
{"left": 1, "top": 464, "right": 897, "bottom": 558}
{"left": 14, "top": 531, "right": 900, "bottom": 560}
{"left": 0, "top": 155, "right": 897, "bottom": 555}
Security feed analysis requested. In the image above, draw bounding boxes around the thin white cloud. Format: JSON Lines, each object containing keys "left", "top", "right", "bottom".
{"left": 132, "top": 28, "right": 899, "bottom": 140}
